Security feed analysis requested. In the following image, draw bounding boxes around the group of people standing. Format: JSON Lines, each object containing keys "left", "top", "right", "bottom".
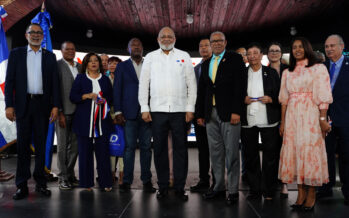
{"left": 4, "top": 23, "right": 349, "bottom": 211}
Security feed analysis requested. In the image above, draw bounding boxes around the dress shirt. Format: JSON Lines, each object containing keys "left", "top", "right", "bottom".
{"left": 330, "top": 55, "right": 344, "bottom": 89}
{"left": 27, "top": 45, "right": 43, "bottom": 94}
{"left": 138, "top": 48, "right": 197, "bottom": 113}
{"left": 209, "top": 50, "right": 225, "bottom": 79}
{"left": 86, "top": 73, "right": 102, "bottom": 137}
{"left": 242, "top": 66, "right": 278, "bottom": 128}
{"left": 63, "top": 58, "right": 79, "bottom": 79}
{"left": 132, "top": 58, "right": 143, "bottom": 80}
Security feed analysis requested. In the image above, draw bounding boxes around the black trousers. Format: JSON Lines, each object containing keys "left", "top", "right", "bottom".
{"left": 15, "top": 95, "right": 49, "bottom": 188}
{"left": 241, "top": 126, "right": 280, "bottom": 197}
{"left": 151, "top": 112, "right": 188, "bottom": 190}
{"left": 193, "top": 121, "right": 215, "bottom": 184}
{"left": 319, "top": 126, "right": 349, "bottom": 199}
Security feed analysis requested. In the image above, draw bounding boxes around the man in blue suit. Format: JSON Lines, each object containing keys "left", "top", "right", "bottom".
{"left": 5, "top": 23, "right": 60, "bottom": 200}
{"left": 317, "top": 34, "right": 349, "bottom": 206}
{"left": 113, "top": 38, "right": 155, "bottom": 193}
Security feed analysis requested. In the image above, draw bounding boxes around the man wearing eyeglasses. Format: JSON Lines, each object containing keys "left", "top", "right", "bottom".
{"left": 196, "top": 31, "right": 246, "bottom": 205}
{"left": 139, "top": 26, "right": 197, "bottom": 201}
{"left": 5, "top": 23, "right": 61, "bottom": 200}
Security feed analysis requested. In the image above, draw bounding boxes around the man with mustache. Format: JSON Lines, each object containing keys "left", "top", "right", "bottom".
{"left": 5, "top": 23, "right": 61, "bottom": 200}
{"left": 196, "top": 31, "right": 246, "bottom": 205}
{"left": 114, "top": 38, "right": 155, "bottom": 193}
{"left": 138, "top": 26, "right": 197, "bottom": 201}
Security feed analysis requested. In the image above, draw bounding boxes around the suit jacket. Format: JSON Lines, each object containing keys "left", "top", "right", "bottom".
{"left": 5, "top": 46, "right": 61, "bottom": 119}
{"left": 194, "top": 61, "right": 203, "bottom": 85}
{"left": 325, "top": 56, "right": 349, "bottom": 127}
{"left": 196, "top": 51, "right": 246, "bottom": 122}
{"left": 114, "top": 58, "right": 140, "bottom": 120}
{"left": 70, "top": 73, "right": 113, "bottom": 137}
{"left": 241, "top": 65, "right": 281, "bottom": 126}
{"left": 57, "top": 59, "right": 81, "bottom": 115}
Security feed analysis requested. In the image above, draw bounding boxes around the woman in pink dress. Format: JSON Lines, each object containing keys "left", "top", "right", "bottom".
{"left": 278, "top": 37, "right": 332, "bottom": 211}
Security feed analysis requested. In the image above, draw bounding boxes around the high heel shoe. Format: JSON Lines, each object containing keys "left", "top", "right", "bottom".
{"left": 290, "top": 203, "right": 303, "bottom": 210}
{"left": 302, "top": 204, "right": 315, "bottom": 212}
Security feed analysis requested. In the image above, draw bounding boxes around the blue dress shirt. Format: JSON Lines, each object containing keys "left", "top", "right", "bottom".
{"left": 27, "top": 45, "right": 43, "bottom": 94}
{"left": 209, "top": 50, "right": 226, "bottom": 80}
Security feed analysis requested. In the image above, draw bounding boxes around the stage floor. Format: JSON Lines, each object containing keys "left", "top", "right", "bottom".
{"left": 1, "top": 148, "right": 348, "bottom": 218}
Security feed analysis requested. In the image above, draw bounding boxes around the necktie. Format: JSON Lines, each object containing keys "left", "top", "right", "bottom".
{"left": 330, "top": 62, "right": 336, "bottom": 82}
{"left": 211, "top": 56, "right": 220, "bottom": 106}
{"left": 211, "top": 56, "right": 220, "bottom": 83}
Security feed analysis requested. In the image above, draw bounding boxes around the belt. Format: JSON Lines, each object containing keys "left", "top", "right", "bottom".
{"left": 27, "top": 94, "right": 44, "bottom": 99}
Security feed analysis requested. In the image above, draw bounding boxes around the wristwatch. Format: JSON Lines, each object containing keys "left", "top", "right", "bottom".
{"left": 320, "top": 117, "right": 326, "bottom": 121}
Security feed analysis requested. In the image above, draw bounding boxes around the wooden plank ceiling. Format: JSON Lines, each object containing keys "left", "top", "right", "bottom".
{"left": 43, "top": 0, "right": 341, "bottom": 38}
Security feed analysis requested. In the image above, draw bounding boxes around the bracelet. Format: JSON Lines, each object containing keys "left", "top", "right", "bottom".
{"left": 320, "top": 117, "right": 326, "bottom": 121}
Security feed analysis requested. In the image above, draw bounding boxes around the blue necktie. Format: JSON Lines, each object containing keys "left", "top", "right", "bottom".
{"left": 330, "top": 63, "right": 336, "bottom": 82}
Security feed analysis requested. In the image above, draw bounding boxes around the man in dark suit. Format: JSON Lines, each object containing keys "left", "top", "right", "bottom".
{"left": 190, "top": 38, "right": 215, "bottom": 192}
{"left": 196, "top": 31, "right": 246, "bottom": 205}
{"left": 317, "top": 34, "right": 349, "bottom": 205}
{"left": 114, "top": 38, "right": 155, "bottom": 193}
{"left": 56, "top": 41, "right": 81, "bottom": 190}
{"left": 241, "top": 43, "right": 280, "bottom": 200}
{"left": 5, "top": 23, "right": 60, "bottom": 200}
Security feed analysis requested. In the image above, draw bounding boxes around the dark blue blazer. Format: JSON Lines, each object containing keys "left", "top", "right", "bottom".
{"left": 5, "top": 46, "right": 61, "bottom": 119}
{"left": 326, "top": 56, "right": 349, "bottom": 127}
{"left": 113, "top": 58, "right": 140, "bottom": 120}
{"left": 70, "top": 73, "right": 113, "bottom": 137}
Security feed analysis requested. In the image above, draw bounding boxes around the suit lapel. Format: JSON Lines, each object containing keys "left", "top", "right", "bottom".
{"left": 126, "top": 58, "right": 139, "bottom": 83}
{"left": 215, "top": 52, "right": 228, "bottom": 84}
{"left": 42, "top": 49, "right": 47, "bottom": 93}
{"left": 62, "top": 60, "right": 75, "bottom": 81}
{"left": 332, "top": 57, "right": 349, "bottom": 93}
{"left": 22, "top": 47, "right": 28, "bottom": 93}
{"left": 262, "top": 66, "right": 268, "bottom": 91}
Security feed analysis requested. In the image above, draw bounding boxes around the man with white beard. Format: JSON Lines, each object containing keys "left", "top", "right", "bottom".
{"left": 138, "top": 26, "right": 197, "bottom": 201}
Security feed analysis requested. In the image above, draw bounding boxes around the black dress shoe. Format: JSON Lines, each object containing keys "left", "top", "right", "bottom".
{"left": 69, "top": 177, "right": 80, "bottom": 187}
{"left": 13, "top": 188, "right": 29, "bottom": 200}
{"left": 175, "top": 190, "right": 189, "bottom": 201}
{"left": 203, "top": 190, "right": 226, "bottom": 200}
{"left": 119, "top": 183, "right": 131, "bottom": 193}
{"left": 316, "top": 190, "right": 333, "bottom": 199}
{"left": 143, "top": 182, "right": 156, "bottom": 193}
{"left": 156, "top": 189, "right": 168, "bottom": 200}
{"left": 226, "top": 193, "right": 239, "bottom": 205}
{"left": 280, "top": 193, "right": 288, "bottom": 199}
{"left": 190, "top": 181, "right": 210, "bottom": 192}
{"left": 35, "top": 186, "right": 51, "bottom": 197}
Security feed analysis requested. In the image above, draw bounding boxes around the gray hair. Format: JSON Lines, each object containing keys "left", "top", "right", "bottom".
{"left": 158, "top": 26, "right": 175, "bottom": 38}
{"left": 327, "top": 34, "right": 345, "bottom": 45}
{"left": 210, "top": 31, "right": 226, "bottom": 40}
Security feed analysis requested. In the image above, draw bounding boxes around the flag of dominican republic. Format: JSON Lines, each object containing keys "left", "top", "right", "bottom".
{"left": 0, "top": 6, "right": 16, "bottom": 151}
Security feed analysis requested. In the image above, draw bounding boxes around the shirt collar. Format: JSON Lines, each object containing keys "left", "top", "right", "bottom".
{"left": 330, "top": 55, "right": 344, "bottom": 66}
{"left": 63, "top": 58, "right": 77, "bottom": 67}
{"left": 27, "top": 45, "right": 42, "bottom": 53}
{"left": 212, "top": 50, "right": 225, "bottom": 60}
{"left": 131, "top": 57, "right": 144, "bottom": 65}
{"left": 159, "top": 48, "right": 175, "bottom": 55}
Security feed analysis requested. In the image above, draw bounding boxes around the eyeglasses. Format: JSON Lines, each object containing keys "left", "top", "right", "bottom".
{"left": 268, "top": 50, "right": 281, "bottom": 54}
{"left": 27, "top": 31, "right": 44, "bottom": 35}
{"left": 210, "top": 39, "right": 224, "bottom": 44}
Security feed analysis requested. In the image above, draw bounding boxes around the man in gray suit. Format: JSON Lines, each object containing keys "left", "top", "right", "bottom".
{"left": 56, "top": 41, "right": 81, "bottom": 190}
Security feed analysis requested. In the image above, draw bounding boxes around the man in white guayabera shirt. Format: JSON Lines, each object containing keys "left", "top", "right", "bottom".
{"left": 138, "top": 26, "right": 197, "bottom": 201}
